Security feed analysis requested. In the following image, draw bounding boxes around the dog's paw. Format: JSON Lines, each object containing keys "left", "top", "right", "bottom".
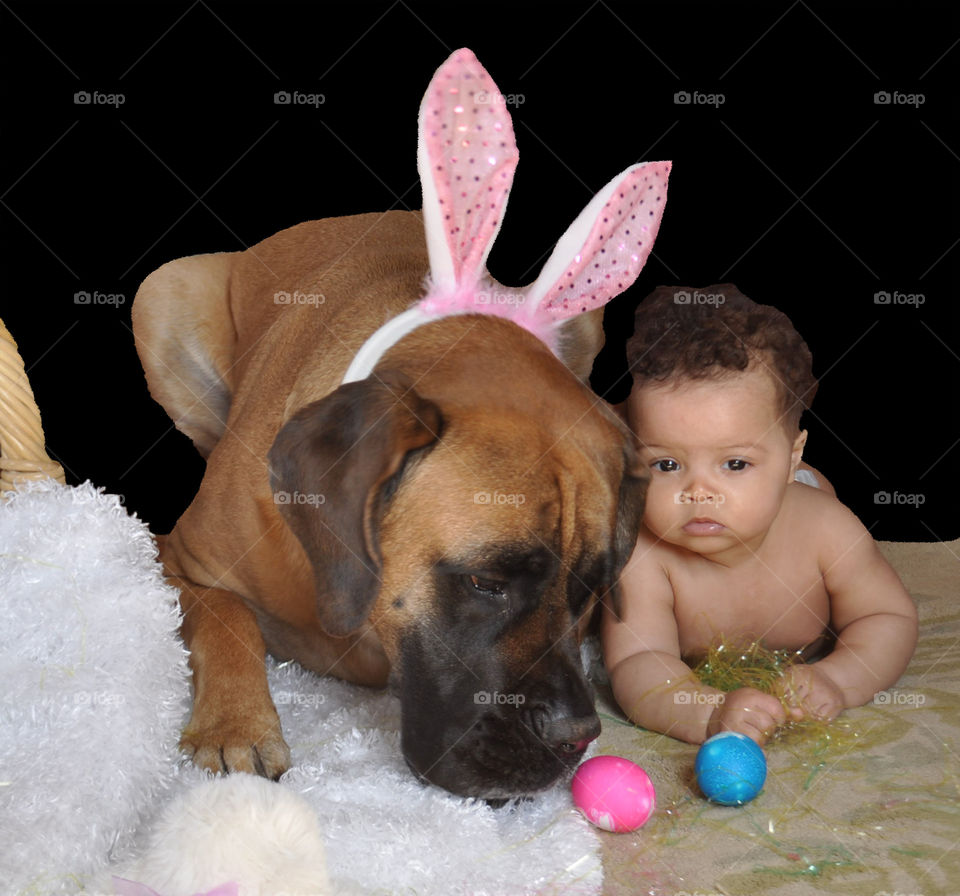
{"left": 180, "top": 708, "right": 292, "bottom": 780}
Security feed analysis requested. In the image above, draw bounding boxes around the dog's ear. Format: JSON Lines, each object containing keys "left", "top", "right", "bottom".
{"left": 606, "top": 436, "right": 649, "bottom": 616}
{"left": 132, "top": 252, "right": 237, "bottom": 459}
{"left": 554, "top": 307, "right": 606, "bottom": 383}
{"left": 268, "top": 371, "right": 442, "bottom": 637}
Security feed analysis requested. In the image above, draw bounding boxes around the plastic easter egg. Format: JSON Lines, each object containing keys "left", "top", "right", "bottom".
{"left": 571, "top": 755, "right": 656, "bottom": 832}
{"left": 695, "top": 731, "right": 767, "bottom": 805}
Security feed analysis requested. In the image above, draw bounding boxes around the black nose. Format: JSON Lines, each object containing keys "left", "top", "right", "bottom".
{"left": 535, "top": 709, "right": 601, "bottom": 754}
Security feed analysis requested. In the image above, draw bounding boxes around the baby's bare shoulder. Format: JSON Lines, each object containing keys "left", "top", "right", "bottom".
{"left": 786, "top": 478, "right": 852, "bottom": 522}
{"left": 783, "top": 481, "right": 871, "bottom": 556}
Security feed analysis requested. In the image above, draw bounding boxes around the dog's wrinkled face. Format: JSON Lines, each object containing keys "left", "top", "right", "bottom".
{"left": 270, "top": 364, "right": 647, "bottom": 799}
{"left": 370, "top": 403, "right": 646, "bottom": 799}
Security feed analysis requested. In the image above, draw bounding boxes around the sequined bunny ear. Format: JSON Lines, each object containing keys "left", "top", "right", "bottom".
{"left": 417, "top": 48, "right": 519, "bottom": 303}
{"left": 520, "top": 161, "right": 672, "bottom": 324}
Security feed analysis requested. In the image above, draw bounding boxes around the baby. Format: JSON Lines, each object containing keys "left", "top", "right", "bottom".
{"left": 603, "top": 284, "right": 918, "bottom": 745}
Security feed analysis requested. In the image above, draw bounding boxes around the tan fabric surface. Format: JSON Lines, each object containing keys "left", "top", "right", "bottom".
{"left": 594, "top": 539, "right": 960, "bottom": 896}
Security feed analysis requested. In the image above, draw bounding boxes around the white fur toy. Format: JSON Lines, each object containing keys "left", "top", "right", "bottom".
{"left": 109, "top": 774, "right": 329, "bottom": 896}
{"left": 0, "top": 485, "right": 329, "bottom": 896}
{"left": 0, "top": 480, "right": 189, "bottom": 894}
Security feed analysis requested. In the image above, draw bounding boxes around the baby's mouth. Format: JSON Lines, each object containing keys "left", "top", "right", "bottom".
{"left": 682, "top": 518, "right": 725, "bottom": 536}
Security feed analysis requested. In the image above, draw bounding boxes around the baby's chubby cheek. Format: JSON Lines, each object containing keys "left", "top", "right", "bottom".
{"left": 641, "top": 482, "right": 688, "bottom": 538}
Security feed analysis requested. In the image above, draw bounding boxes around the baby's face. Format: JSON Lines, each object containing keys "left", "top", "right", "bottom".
{"left": 628, "top": 366, "right": 805, "bottom": 562}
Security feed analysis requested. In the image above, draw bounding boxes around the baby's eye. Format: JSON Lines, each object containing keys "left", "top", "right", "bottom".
{"left": 652, "top": 459, "right": 680, "bottom": 473}
{"left": 723, "top": 458, "right": 750, "bottom": 472}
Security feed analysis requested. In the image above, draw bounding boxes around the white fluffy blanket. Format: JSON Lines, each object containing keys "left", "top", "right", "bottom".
{"left": 0, "top": 482, "right": 602, "bottom": 895}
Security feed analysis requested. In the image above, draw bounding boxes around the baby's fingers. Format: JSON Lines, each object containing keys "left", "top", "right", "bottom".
{"left": 804, "top": 694, "right": 842, "bottom": 722}
{"left": 778, "top": 666, "right": 844, "bottom": 722}
{"left": 710, "top": 690, "right": 786, "bottom": 744}
{"left": 741, "top": 699, "right": 787, "bottom": 744}
{"left": 777, "top": 667, "right": 810, "bottom": 704}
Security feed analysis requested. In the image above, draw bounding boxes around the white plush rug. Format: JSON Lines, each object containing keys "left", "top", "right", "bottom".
{"left": 266, "top": 659, "right": 600, "bottom": 896}
{"left": 0, "top": 481, "right": 602, "bottom": 896}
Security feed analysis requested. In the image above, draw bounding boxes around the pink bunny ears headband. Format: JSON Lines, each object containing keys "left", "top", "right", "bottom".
{"left": 342, "top": 48, "right": 671, "bottom": 384}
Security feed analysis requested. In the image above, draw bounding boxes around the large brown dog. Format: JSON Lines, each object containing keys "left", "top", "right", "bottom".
{"left": 132, "top": 49, "right": 668, "bottom": 799}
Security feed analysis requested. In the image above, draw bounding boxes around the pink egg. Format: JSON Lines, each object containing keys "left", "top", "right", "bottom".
{"left": 571, "top": 755, "right": 656, "bottom": 833}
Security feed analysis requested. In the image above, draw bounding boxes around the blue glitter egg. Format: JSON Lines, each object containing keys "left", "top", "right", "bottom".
{"left": 695, "top": 732, "right": 767, "bottom": 805}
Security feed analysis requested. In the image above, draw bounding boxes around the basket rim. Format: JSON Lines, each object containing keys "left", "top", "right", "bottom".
{"left": 0, "top": 317, "right": 66, "bottom": 494}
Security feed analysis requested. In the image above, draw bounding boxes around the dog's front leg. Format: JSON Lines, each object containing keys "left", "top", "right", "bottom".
{"left": 171, "top": 575, "right": 291, "bottom": 779}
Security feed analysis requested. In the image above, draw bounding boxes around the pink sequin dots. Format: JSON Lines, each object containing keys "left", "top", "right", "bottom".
{"left": 539, "top": 161, "right": 672, "bottom": 320}
{"left": 421, "top": 48, "right": 518, "bottom": 296}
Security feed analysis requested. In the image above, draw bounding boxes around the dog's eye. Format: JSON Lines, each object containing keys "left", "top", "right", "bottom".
{"left": 467, "top": 574, "right": 507, "bottom": 598}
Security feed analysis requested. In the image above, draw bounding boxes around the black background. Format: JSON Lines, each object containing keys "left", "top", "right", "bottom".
{"left": 2, "top": 1, "right": 958, "bottom": 541}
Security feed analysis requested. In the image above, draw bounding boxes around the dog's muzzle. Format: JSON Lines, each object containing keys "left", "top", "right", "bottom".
{"left": 398, "top": 641, "right": 600, "bottom": 800}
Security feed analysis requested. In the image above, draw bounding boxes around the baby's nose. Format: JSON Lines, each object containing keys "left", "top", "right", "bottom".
{"left": 678, "top": 481, "right": 721, "bottom": 505}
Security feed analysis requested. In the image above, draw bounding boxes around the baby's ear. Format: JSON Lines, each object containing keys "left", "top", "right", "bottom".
{"left": 789, "top": 429, "right": 808, "bottom": 481}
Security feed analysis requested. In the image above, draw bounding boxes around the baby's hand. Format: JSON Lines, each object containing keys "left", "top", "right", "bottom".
{"left": 706, "top": 687, "right": 787, "bottom": 745}
{"left": 778, "top": 664, "right": 845, "bottom": 722}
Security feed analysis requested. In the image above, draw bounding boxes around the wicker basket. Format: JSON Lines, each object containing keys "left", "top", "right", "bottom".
{"left": 0, "top": 317, "right": 66, "bottom": 495}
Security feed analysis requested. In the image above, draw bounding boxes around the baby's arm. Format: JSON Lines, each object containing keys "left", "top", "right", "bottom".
{"left": 602, "top": 536, "right": 785, "bottom": 744}
{"left": 783, "top": 501, "right": 918, "bottom": 716}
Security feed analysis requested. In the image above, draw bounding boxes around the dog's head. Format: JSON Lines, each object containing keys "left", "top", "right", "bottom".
{"left": 268, "top": 325, "right": 647, "bottom": 799}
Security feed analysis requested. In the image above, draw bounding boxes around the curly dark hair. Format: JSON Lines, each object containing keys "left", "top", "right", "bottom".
{"left": 625, "top": 284, "right": 818, "bottom": 429}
